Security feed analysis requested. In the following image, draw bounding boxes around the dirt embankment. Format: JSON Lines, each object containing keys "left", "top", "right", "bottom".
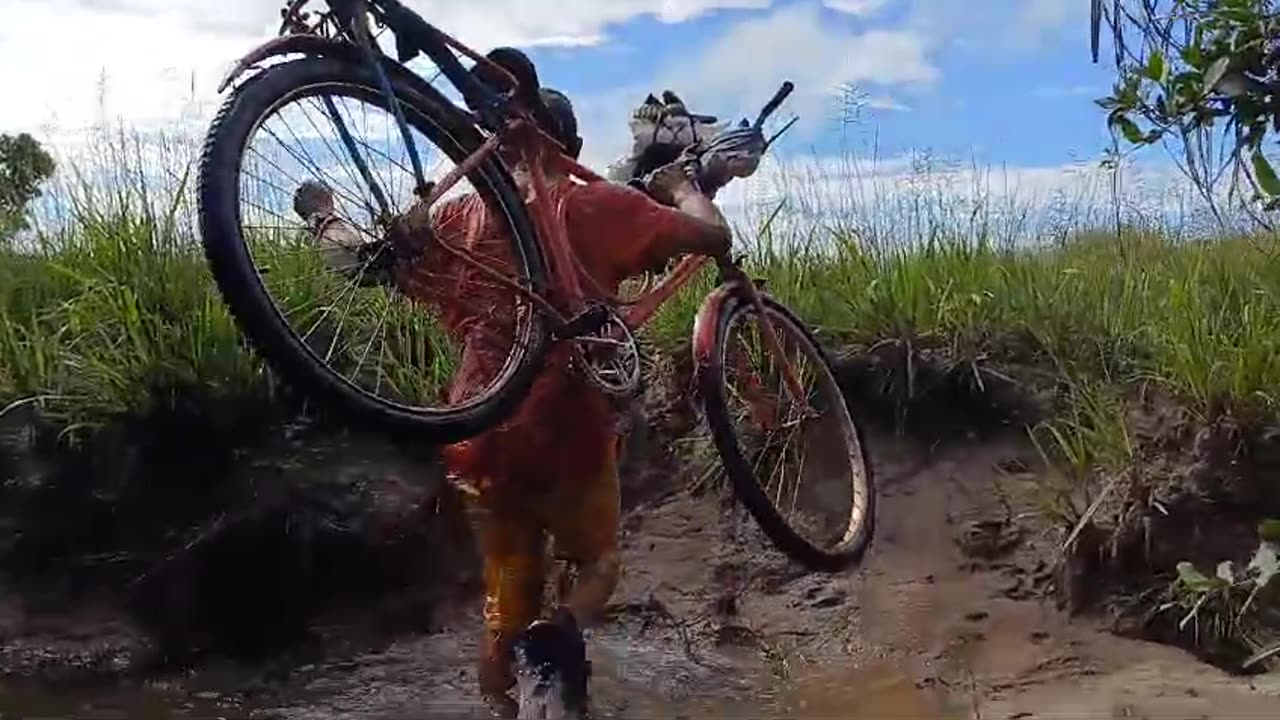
{"left": 1, "top": 356, "right": 1279, "bottom": 718}
{"left": 234, "top": 428, "right": 1279, "bottom": 720}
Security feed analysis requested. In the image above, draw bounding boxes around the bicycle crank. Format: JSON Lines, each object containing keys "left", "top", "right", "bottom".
{"left": 569, "top": 306, "right": 642, "bottom": 399}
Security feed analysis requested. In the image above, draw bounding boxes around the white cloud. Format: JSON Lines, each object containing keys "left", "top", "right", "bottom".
{"left": 904, "top": 0, "right": 1085, "bottom": 54}
{"left": 1014, "top": 0, "right": 1079, "bottom": 37}
{"left": 0, "top": 1, "right": 255, "bottom": 135}
{"left": 658, "top": 4, "right": 936, "bottom": 137}
{"left": 867, "top": 95, "right": 911, "bottom": 112}
{"left": 822, "top": 0, "right": 891, "bottom": 17}
{"left": 0, "top": 0, "right": 776, "bottom": 139}
{"left": 565, "top": 4, "right": 936, "bottom": 174}
{"left": 40, "top": 0, "right": 777, "bottom": 48}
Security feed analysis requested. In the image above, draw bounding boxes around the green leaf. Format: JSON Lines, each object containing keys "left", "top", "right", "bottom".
{"left": 1259, "top": 519, "right": 1280, "bottom": 543}
{"left": 1251, "top": 151, "right": 1280, "bottom": 196}
{"left": 1204, "top": 55, "right": 1231, "bottom": 95}
{"left": 1111, "top": 114, "right": 1147, "bottom": 145}
{"left": 1248, "top": 541, "right": 1279, "bottom": 589}
{"left": 1216, "top": 560, "right": 1236, "bottom": 583}
{"left": 1182, "top": 43, "right": 1204, "bottom": 69}
{"left": 1176, "top": 561, "right": 1219, "bottom": 592}
{"left": 1146, "top": 50, "right": 1167, "bottom": 82}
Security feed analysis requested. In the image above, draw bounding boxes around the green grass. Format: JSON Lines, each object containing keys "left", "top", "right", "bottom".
{"left": 649, "top": 226, "right": 1280, "bottom": 425}
{"left": 4, "top": 128, "right": 1280, "bottom": 448}
{"left": 0, "top": 193, "right": 257, "bottom": 431}
{"left": 6, "top": 197, "right": 1278, "bottom": 439}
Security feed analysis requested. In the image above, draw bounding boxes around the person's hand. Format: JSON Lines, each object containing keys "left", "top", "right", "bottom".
{"left": 643, "top": 161, "right": 697, "bottom": 205}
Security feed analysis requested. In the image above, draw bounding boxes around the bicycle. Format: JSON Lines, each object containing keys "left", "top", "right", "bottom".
{"left": 198, "top": 0, "right": 875, "bottom": 570}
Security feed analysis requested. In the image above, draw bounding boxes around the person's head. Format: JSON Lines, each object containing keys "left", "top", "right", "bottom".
{"left": 537, "top": 88, "right": 583, "bottom": 160}
{"left": 468, "top": 47, "right": 583, "bottom": 162}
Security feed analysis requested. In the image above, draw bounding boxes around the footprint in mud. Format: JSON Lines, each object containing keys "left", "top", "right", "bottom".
{"left": 798, "top": 585, "right": 846, "bottom": 609}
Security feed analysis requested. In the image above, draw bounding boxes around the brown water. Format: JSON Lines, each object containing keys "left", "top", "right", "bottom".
{"left": 0, "top": 680, "right": 249, "bottom": 719}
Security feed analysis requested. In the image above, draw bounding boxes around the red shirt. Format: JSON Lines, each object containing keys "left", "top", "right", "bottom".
{"left": 401, "top": 178, "right": 694, "bottom": 492}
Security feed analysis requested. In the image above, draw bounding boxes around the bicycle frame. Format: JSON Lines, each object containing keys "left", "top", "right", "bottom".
{"left": 435, "top": 121, "right": 808, "bottom": 404}
{"left": 229, "top": 0, "right": 808, "bottom": 401}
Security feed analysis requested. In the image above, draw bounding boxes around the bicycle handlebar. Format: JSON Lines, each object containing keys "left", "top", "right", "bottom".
{"left": 754, "top": 81, "right": 794, "bottom": 129}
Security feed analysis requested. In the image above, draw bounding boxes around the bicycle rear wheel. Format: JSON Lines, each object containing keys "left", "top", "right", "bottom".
{"left": 199, "top": 56, "right": 549, "bottom": 440}
{"left": 700, "top": 293, "right": 875, "bottom": 571}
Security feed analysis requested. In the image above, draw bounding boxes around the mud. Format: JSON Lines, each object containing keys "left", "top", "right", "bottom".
{"left": 5, "top": 430, "right": 1275, "bottom": 719}
{"left": 2, "top": 381, "right": 1280, "bottom": 717}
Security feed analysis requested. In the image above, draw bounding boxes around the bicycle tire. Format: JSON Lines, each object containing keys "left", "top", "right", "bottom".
{"left": 699, "top": 292, "right": 876, "bottom": 571}
{"left": 199, "top": 56, "right": 549, "bottom": 440}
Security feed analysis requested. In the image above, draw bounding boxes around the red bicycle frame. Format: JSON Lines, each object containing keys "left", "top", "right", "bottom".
{"left": 289, "top": 4, "right": 811, "bottom": 403}
{"left": 414, "top": 113, "right": 806, "bottom": 403}
{"left": 415, "top": 114, "right": 710, "bottom": 329}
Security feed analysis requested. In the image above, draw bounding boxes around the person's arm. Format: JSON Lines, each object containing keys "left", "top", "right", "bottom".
{"left": 642, "top": 161, "right": 733, "bottom": 261}
{"left": 573, "top": 162, "right": 730, "bottom": 281}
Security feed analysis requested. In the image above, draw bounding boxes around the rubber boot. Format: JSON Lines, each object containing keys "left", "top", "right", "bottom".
{"left": 512, "top": 608, "right": 590, "bottom": 719}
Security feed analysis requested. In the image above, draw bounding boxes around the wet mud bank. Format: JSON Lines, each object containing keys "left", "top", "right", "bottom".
{"left": 1, "top": 354, "right": 1278, "bottom": 717}
{"left": 1048, "top": 397, "right": 1280, "bottom": 672}
{"left": 0, "top": 396, "right": 476, "bottom": 681}
{"left": 8, "top": 428, "right": 1269, "bottom": 719}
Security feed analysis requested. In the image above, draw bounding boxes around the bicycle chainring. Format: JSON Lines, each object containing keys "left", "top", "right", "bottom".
{"left": 570, "top": 308, "right": 642, "bottom": 400}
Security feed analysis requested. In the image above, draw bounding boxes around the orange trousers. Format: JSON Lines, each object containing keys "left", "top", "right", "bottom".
{"left": 458, "top": 436, "right": 622, "bottom": 699}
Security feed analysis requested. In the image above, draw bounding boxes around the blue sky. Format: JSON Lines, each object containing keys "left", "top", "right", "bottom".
{"left": 2, "top": 1, "right": 1115, "bottom": 167}
{"left": 6, "top": 0, "right": 1198, "bottom": 233}
{"left": 520, "top": 0, "right": 1117, "bottom": 169}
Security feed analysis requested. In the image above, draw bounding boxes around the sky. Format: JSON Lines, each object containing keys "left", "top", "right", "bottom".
{"left": 0, "top": 0, "right": 1205, "bottom": 234}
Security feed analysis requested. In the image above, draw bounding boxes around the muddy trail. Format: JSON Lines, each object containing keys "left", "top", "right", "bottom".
{"left": 5, "top": 431, "right": 1279, "bottom": 719}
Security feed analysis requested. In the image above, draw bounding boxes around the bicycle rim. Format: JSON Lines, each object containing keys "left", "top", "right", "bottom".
{"left": 204, "top": 58, "right": 546, "bottom": 431}
{"left": 706, "top": 295, "right": 874, "bottom": 569}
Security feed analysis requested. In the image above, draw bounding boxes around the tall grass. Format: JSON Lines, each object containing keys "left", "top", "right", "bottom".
{"left": 648, "top": 225, "right": 1280, "bottom": 427}
{"left": 3, "top": 126, "right": 1279, "bottom": 438}
{"left": 0, "top": 126, "right": 260, "bottom": 430}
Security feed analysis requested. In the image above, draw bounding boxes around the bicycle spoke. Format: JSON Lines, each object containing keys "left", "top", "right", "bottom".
{"left": 787, "top": 434, "right": 808, "bottom": 524}
{"left": 330, "top": 93, "right": 394, "bottom": 216}
{"left": 225, "top": 77, "right": 539, "bottom": 414}
{"left": 352, "top": 297, "right": 395, "bottom": 382}
{"left": 255, "top": 127, "right": 370, "bottom": 217}
{"left": 768, "top": 421, "right": 801, "bottom": 509}
{"left": 241, "top": 163, "right": 389, "bottom": 252}
{"left": 299, "top": 96, "right": 383, "bottom": 218}
{"left": 263, "top": 117, "right": 374, "bottom": 222}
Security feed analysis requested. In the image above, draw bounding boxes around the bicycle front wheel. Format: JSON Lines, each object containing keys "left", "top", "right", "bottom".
{"left": 199, "top": 56, "right": 549, "bottom": 441}
{"left": 700, "top": 293, "right": 876, "bottom": 571}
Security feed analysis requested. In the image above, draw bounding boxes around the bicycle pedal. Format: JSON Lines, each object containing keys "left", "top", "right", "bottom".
{"left": 554, "top": 306, "right": 610, "bottom": 340}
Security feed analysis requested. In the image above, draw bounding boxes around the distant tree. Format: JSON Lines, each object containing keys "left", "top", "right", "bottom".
{"left": 0, "top": 132, "right": 56, "bottom": 240}
{"left": 1090, "top": 0, "right": 1280, "bottom": 223}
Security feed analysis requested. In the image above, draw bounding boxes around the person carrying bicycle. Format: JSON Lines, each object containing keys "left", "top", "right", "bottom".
{"left": 292, "top": 48, "right": 762, "bottom": 718}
